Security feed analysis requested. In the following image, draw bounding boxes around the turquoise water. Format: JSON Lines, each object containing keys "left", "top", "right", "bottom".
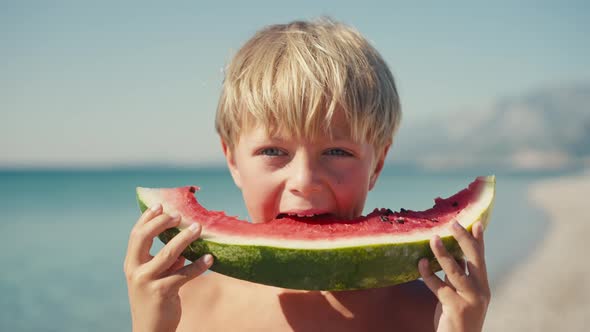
{"left": 0, "top": 168, "right": 550, "bottom": 331}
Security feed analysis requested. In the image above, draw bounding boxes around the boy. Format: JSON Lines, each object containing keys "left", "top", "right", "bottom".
{"left": 124, "top": 18, "right": 490, "bottom": 331}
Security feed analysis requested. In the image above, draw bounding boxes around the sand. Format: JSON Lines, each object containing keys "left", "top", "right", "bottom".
{"left": 484, "top": 170, "right": 590, "bottom": 331}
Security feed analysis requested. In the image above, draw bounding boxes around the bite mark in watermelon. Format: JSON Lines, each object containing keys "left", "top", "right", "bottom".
{"left": 136, "top": 176, "right": 495, "bottom": 290}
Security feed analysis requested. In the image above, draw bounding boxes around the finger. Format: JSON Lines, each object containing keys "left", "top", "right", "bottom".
{"left": 459, "top": 257, "right": 468, "bottom": 274}
{"left": 148, "top": 222, "right": 202, "bottom": 277}
{"left": 469, "top": 221, "right": 489, "bottom": 286}
{"left": 443, "top": 273, "right": 455, "bottom": 291}
{"left": 137, "top": 203, "right": 162, "bottom": 226}
{"left": 431, "top": 235, "right": 473, "bottom": 293}
{"left": 472, "top": 221, "right": 486, "bottom": 255}
{"left": 450, "top": 221, "right": 487, "bottom": 283}
{"left": 450, "top": 221, "right": 483, "bottom": 265}
{"left": 127, "top": 204, "right": 163, "bottom": 257}
{"left": 164, "top": 256, "right": 186, "bottom": 275}
{"left": 419, "top": 258, "right": 460, "bottom": 303}
{"left": 127, "top": 212, "right": 182, "bottom": 268}
{"left": 125, "top": 204, "right": 163, "bottom": 271}
{"left": 161, "top": 254, "right": 214, "bottom": 288}
{"left": 451, "top": 257, "right": 470, "bottom": 286}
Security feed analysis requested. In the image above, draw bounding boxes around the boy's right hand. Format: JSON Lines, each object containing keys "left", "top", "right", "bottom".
{"left": 124, "top": 203, "right": 213, "bottom": 332}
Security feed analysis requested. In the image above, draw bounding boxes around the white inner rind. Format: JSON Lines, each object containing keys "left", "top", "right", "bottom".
{"left": 138, "top": 176, "right": 495, "bottom": 249}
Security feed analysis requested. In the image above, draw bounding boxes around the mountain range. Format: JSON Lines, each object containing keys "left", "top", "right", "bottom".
{"left": 391, "top": 82, "right": 590, "bottom": 171}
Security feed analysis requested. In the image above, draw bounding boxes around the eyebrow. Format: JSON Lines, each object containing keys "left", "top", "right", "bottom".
{"left": 248, "top": 127, "right": 355, "bottom": 144}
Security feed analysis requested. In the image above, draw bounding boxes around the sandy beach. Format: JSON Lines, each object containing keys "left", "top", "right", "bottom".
{"left": 485, "top": 170, "right": 590, "bottom": 331}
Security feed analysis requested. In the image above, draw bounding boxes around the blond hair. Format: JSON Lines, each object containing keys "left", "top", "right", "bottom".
{"left": 215, "top": 18, "right": 401, "bottom": 152}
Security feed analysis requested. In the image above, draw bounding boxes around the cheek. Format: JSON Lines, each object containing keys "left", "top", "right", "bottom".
{"left": 329, "top": 163, "right": 372, "bottom": 202}
{"left": 330, "top": 162, "right": 371, "bottom": 188}
{"left": 240, "top": 168, "right": 281, "bottom": 222}
{"left": 243, "top": 181, "right": 273, "bottom": 205}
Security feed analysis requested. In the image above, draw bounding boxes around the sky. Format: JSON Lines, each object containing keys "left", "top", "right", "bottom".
{"left": 1, "top": 1, "right": 589, "bottom": 168}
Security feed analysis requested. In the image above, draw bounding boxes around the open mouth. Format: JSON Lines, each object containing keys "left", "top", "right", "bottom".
{"left": 275, "top": 212, "right": 333, "bottom": 221}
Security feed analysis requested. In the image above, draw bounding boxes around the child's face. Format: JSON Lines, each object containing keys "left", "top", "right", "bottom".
{"left": 222, "top": 114, "right": 389, "bottom": 223}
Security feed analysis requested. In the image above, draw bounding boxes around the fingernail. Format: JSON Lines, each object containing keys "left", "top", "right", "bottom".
{"left": 433, "top": 236, "right": 443, "bottom": 248}
{"left": 452, "top": 221, "right": 462, "bottom": 230}
{"left": 419, "top": 258, "right": 428, "bottom": 268}
{"left": 203, "top": 254, "right": 213, "bottom": 265}
{"left": 170, "top": 213, "right": 181, "bottom": 221}
{"left": 150, "top": 203, "right": 161, "bottom": 212}
{"left": 475, "top": 222, "right": 483, "bottom": 235}
{"left": 188, "top": 223, "right": 200, "bottom": 232}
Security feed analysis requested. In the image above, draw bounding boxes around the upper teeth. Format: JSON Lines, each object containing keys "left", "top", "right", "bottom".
{"left": 288, "top": 213, "right": 316, "bottom": 217}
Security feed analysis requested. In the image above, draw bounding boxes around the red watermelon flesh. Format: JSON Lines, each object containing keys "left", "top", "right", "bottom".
{"left": 136, "top": 176, "right": 495, "bottom": 290}
{"left": 145, "top": 176, "right": 486, "bottom": 241}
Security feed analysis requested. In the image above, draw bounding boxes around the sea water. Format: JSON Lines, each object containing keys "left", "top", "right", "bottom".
{"left": 0, "top": 168, "right": 550, "bottom": 331}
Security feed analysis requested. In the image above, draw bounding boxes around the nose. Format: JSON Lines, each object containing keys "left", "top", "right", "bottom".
{"left": 286, "top": 152, "right": 322, "bottom": 196}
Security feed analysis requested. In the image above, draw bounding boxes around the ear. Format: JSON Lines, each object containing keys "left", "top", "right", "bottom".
{"left": 369, "top": 143, "right": 391, "bottom": 191}
{"left": 221, "top": 139, "right": 242, "bottom": 189}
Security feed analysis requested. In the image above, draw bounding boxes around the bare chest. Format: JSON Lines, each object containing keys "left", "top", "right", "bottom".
{"left": 179, "top": 288, "right": 428, "bottom": 332}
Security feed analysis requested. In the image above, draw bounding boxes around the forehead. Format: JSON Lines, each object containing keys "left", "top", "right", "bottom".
{"left": 242, "top": 109, "right": 354, "bottom": 142}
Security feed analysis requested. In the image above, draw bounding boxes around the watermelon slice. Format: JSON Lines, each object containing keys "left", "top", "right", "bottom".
{"left": 136, "top": 175, "right": 495, "bottom": 290}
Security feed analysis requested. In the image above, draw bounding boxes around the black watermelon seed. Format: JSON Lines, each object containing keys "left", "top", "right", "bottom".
{"left": 380, "top": 215, "right": 390, "bottom": 222}
{"left": 400, "top": 208, "right": 408, "bottom": 213}
{"left": 386, "top": 208, "right": 394, "bottom": 215}
{"left": 430, "top": 218, "right": 439, "bottom": 223}
{"left": 452, "top": 201, "right": 459, "bottom": 207}
{"left": 395, "top": 218, "right": 405, "bottom": 224}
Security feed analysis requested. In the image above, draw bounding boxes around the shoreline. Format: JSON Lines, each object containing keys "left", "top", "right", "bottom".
{"left": 485, "top": 169, "right": 590, "bottom": 331}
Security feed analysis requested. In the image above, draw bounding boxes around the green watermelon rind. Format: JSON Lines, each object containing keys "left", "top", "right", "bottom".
{"left": 136, "top": 185, "right": 494, "bottom": 291}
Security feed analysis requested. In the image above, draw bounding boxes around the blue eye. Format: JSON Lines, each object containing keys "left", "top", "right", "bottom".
{"left": 259, "top": 148, "right": 286, "bottom": 156}
{"left": 325, "top": 148, "right": 352, "bottom": 156}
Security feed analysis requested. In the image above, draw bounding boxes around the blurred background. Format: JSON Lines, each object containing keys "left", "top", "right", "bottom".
{"left": 1, "top": 1, "right": 588, "bottom": 331}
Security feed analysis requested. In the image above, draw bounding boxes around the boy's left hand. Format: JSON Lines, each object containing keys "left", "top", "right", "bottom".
{"left": 418, "top": 221, "right": 491, "bottom": 332}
